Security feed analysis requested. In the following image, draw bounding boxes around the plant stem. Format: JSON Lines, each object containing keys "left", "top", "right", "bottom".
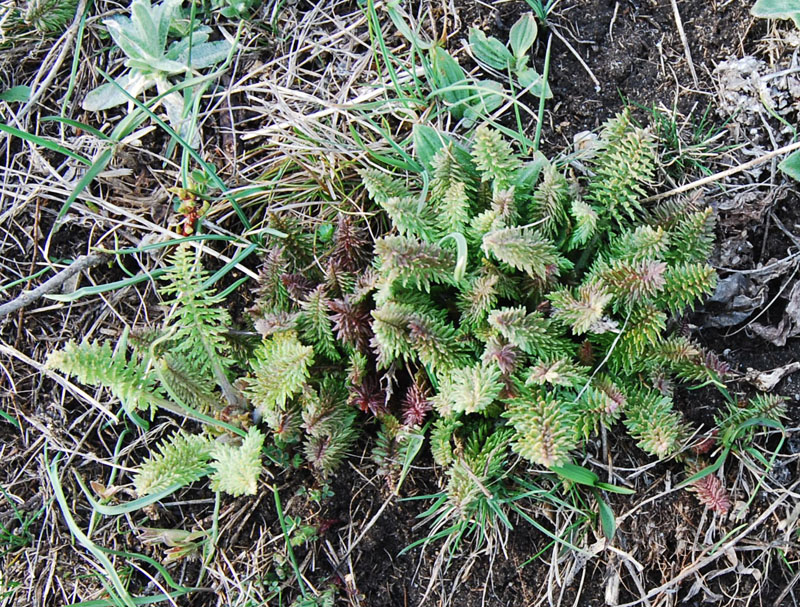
{"left": 533, "top": 34, "right": 552, "bottom": 153}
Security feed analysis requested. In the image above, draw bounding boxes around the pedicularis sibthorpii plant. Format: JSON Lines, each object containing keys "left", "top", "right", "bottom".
{"left": 368, "top": 111, "right": 720, "bottom": 467}
{"left": 47, "top": 111, "right": 787, "bottom": 560}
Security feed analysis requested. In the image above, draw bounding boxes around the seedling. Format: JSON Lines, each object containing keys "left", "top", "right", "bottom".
{"left": 751, "top": 0, "right": 800, "bottom": 27}
{"left": 469, "top": 13, "right": 552, "bottom": 99}
{"left": 82, "top": 0, "right": 231, "bottom": 144}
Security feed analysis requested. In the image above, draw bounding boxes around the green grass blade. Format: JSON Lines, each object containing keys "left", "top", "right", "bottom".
{"left": 46, "top": 452, "right": 137, "bottom": 607}
{"left": 0, "top": 123, "right": 91, "bottom": 165}
{"left": 40, "top": 116, "right": 110, "bottom": 141}
{"left": 97, "top": 234, "right": 238, "bottom": 255}
{"left": 45, "top": 267, "right": 170, "bottom": 302}
{"left": 199, "top": 243, "right": 257, "bottom": 291}
{"left": 56, "top": 147, "right": 113, "bottom": 223}
{"left": 74, "top": 473, "right": 186, "bottom": 516}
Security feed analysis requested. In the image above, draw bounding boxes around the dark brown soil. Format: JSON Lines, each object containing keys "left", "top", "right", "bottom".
{"left": 451, "top": 0, "right": 757, "bottom": 151}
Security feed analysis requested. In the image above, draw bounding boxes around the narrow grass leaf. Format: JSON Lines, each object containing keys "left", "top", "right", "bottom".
{"left": 0, "top": 123, "right": 91, "bottom": 165}
{"left": 55, "top": 147, "right": 113, "bottom": 223}
{"left": 45, "top": 267, "right": 170, "bottom": 302}
{"left": 41, "top": 116, "right": 111, "bottom": 141}
{"left": 46, "top": 453, "right": 136, "bottom": 607}
{"left": 74, "top": 473, "right": 185, "bottom": 516}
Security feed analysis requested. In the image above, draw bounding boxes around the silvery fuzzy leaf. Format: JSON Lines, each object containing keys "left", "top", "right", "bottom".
{"left": 82, "top": 71, "right": 152, "bottom": 111}
{"left": 127, "top": 56, "right": 187, "bottom": 75}
{"left": 130, "top": 0, "right": 160, "bottom": 55}
{"left": 179, "top": 41, "right": 231, "bottom": 70}
{"left": 166, "top": 28, "right": 212, "bottom": 59}
{"left": 105, "top": 17, "right": 154, "bottom": 62}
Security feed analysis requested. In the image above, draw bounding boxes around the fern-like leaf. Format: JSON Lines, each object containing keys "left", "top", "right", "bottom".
{"left": 623, "top": 388, "right": 684, "bottom": 457}
{"left": 247, "top": 331, "right": 314, "bottom": 426}
{"left": 586, "top": 110, "right": 656, "bottom": 224}
{"left": 431, "top": 144, "right": 474, "bottom": 234}
{"left": 609, "top": 225, "right": 669, "bottom": 263}
{"left": 458, "top": 272, "right": 499, "bottom": 327}
{"left": 134, "top": 432, "right": 213, "bottom": 497}
{"left": 568, "top": 199, "right": 599, "bottom": 248}
{"left": 482, "top": 227, "right": 562, "bottom": 280}
{"left": 359, "top": 168, "right": 409, "bottom": 203}
{"left": 575, "top": 376, "right": 625, "bottom": 438}
{"left": 548, "top": 284, "right": 613, "bottom": 334}
{"left": 612, "top": 305, "right": 667, "bottom": 370}
{"left": 375, "top": 235, "right": 455, "bottom": 292}
{"left": 380, "top": 196, "right": 438, "bottom": 240}
{"left": 160, "top": 245, "right": 236, "bottom": 398}
{"left": 529, "top": 164, "right": 571, "bottom": 239}
{"left": 666, "top": 207, "right": 716, "bottom": 264}
{"left": 525, "top": 357, "right": 590, "bottom": 389}
{"left": 298, "top": 286, "right": 340, "bottom": 360}
{"left": 435, "top": 364, "right": 503, "bottom": 415}
{"left": 430, "top": 416, "right": 462, "bottom": 467}
{"left": 595, "top": 259, "right": 667, "bottom": 310}
{"left": 505, "top": 388, "right": 576, "bottom": 468}
{"left": 23, "top": 0, "right": 77, "bottom": 33}
{"left": 250, "top": 246, "right": 290, "bottom": 315}
{"left": 687, "top": 468, "right": 731, "bottom": 515}
{"left": 209, "top": 427, "right": 264, "bottom": 497}
{"left": 371, "top": 298, "right": 465, "bottom": 371}
{"left": 304, "top": 422, "right": 357, "bottom": 476}
{"left": 330, "top": 214, "right": 369, "bottom": 272}
{"left": 156, "top": 354, "right": 218, "bottom": 412}
{"left": 471, "top": 124, "right": 521, "bottom": 188}
{"left": 488, "top": 306, "right": 573, "bottom": 358}
{"left": 47, "top": 340, "right": 164, "bottom": 414}
{"left": 659, "top": 263, "right": 717, "bottom": 315}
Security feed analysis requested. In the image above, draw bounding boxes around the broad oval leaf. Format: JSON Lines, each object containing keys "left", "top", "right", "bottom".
{"left": 779, "top": 149, "right": 800, "bottom": 181}
{"left": 752, "top": 0, "right": 800, "bottom": 27}
{"left": 469, "top": 28, "right": 513, "bottom": 70}
{"left": 413, "top": 125, "right": 472, "bottom": 170}
{"left": 596, "top": 493, "right": 616, "bottom": 540}
{"left": 428, "top": 47, "right": 470, "bottom": 115}
{"left": 0, "top": 85, "right": 31, "bottom": 103}
{"left": 517, "top": 67, "right": 553, "bottom": 99}
{"left": 510, "top": 13, "right": 538, "bottom": 59}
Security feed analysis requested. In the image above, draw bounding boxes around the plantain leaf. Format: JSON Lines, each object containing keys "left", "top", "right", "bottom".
{"left": 779, "top": 149, "right": 800, "bottom": 181}
{"left": 509, "top": 13, "right": 538, "bottom": 59}
{"left": 752, "top": 0, "right": 800, "bottom": 27}
{"left": 469, "top": 28, "right": 513, "bottom": 70}
{"left": 595, "top": 492, "right": 616, "bottom": 541}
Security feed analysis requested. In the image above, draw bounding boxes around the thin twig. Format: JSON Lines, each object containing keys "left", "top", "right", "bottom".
{"left": 670, "top": 0, "right": 699, "bottom": 89}
{"left": 643, "top": 139, "right": 800, "bottom": 203}
{"left": 0, "top": 253, "right": 108, "bottom": 318}
{"left": 550, "top": 25, "right": 601, "bottom": 91}
{"left": 616, "top": 478, "right": 800, "bottom": 607}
